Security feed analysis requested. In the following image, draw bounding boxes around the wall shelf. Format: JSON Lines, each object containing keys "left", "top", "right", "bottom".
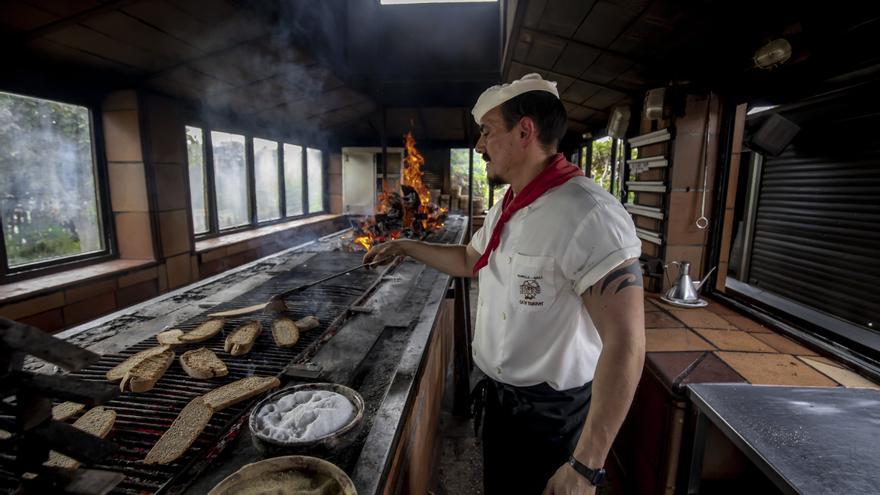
{"left": 625, "top": 203, "right": 664, "bottom": 220}
{"left": 636, "top": 227, "right": 663, "bottom": 245}
{"left": 628, "top": 129, "right": 671, "bottom": 147}
{"left": 629, "top": 156, "right": 668, "bottom": 174}
{"left": 626, "top": 181, "right": 667, "bottom": 193}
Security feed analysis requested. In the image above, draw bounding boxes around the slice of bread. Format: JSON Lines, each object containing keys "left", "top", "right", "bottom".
{"left": 52, "top": 402, "right": 85, "bottom": 422}
{"left": 179, "top": 319, "right": 225, "bottom": 343}
{"left": 201, "top": 376, "right": 281, "bottom": 412}
{"left": 156, "top": 329, "right": 184, "bottom": 345}
{"left": 106, "top": 345, "right": 172, "bottom": 381}
{"left": 295, "top": 316, "right": 320, "bottom": 332}
{"left": 144, "top": 397, "right": 213, "bottom": 465}
{"left": 120, "top": 349, "right": 175, "bottom": 393}
{"left": 271, "top": 317, "right": 299, "bottom": 347}
{"left": 45, "top": 406, "right": 116, "bottom": 470}
{"left": 180, "top": 348, "right": 228, "bottom": 379}
{"left": 224, "top": 321, "right": 261, "bottom": 356}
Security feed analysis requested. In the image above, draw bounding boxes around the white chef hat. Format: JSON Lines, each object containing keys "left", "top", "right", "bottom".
{"left": 471, "top": 73, "right": 560, "bottom": 123}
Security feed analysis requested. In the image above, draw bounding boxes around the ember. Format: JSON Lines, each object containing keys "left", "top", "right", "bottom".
{"left": 353, "top": 132, "right": 446, "bottom": 250}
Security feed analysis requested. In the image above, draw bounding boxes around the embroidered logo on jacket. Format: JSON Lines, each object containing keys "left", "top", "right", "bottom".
{"left": 519, "top": 279, "right": 542, "bottom": 305}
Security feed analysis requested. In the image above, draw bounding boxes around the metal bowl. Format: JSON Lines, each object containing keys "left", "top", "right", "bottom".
{"left": 249, "top": 382, "right": 365, "bottom": 459}
{"left": 208, "top": 455, "right": 357, "bottom": 495}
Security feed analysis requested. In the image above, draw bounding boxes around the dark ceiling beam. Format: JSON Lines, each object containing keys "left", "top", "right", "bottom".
{"left": 143, "top": 34, "right": 272, "bottom": 79}
{"left": 17, "top": 0, "right": 144, "bottom": 41}
{"left": 519, "top": 28, "right": 643, "bottom": 66}
{"left": 509, "top": 60, "right": 634, "bottom": 95}
{"left": 560, "top": 99, "right": 608, "bottom": 114}
{"left": 500, "top": 0, "right": 528, "bottom": 82}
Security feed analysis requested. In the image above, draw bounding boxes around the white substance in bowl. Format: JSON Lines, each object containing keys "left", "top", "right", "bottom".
{"left": 254, "top": 390, "right": 355, "bottom": 443}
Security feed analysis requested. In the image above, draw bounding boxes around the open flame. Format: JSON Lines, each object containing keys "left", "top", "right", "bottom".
{"left": 353, "top": 132, "right": 446, "bottom": 251}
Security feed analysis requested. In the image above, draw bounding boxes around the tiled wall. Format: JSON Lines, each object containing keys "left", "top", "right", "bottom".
{"left": 329, "top": 152, "right": 343, "bottom": 214}
{"left": 103, "top": 90, "right": 155, "bottom": 261}
{"left": 664, "top": 94, "right": 722, "bottom": 283}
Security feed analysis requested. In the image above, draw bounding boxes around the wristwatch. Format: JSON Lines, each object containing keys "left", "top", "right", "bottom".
{"left": 568, "top": 456, "right": 607, "bottom": 486}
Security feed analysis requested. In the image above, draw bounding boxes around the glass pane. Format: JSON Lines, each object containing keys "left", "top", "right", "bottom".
{"left": 284, "top": 144, "right": 303, "bottom": 216}
{"left": 449, "top": 149, "right": 489, "bottom": 211}
{"left": 211, "top": 131, "right": 249, "bottom": 229}
{"left": 185, "top": 126, "right": 208, "bottom": 234}
{"left": 254, "top": 138, "right": 280, "bottom": 222}
{"left": 306, "top": 148, "right": 324, "bottom": 213}
{"left": 0, "top": 91, "right": 104, "bottom": 267}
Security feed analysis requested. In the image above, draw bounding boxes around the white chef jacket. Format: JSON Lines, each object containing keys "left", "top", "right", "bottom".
{"left": 469, "top": 176, "right": 641, "bottom": 391}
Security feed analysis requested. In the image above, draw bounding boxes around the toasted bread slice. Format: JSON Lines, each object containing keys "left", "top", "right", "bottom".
{"left": 52, "top": 402, "right": 85, "bottom": 422}
{"left": 224, "top": 320, "right": 261, "bottom": 356}
{"left": 201, "top": 376, "right": 280, "bottom": 412}
{"left": 271, "top": 317, "right": 299, "bottom": 347}
{"left": 106, "top": 345, "right": 172, "bottom": 381}
{"left": 120, "top": 349, "right": 175, "bottom": 393}
{"left": 156, "top": 329, "right": 184, "bottom": 345}
{"left": 181, "top": 348, "right": 228, "bottom": 379}
{"left": 295, "top": 316, "right": 320, "bottom": 332}
{"left": 144, "top": 398, "right": 213, "bottom": 465}
{"left": 45, "top": 407, "right": 116, "bottom": 470}
{"left": 179, "top": 319, "right": 225, "bottom": 343}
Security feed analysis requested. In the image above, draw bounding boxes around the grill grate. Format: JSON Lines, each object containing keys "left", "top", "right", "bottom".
{"left": 0, "top": 251, "right": 388, "bottom": 494}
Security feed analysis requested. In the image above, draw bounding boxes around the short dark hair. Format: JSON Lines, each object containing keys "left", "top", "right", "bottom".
{"left": 499, "top": 91, "right": 568, "bottom": 150}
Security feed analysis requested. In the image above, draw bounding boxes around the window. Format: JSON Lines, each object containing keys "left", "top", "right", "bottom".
{"left": 186, "top": 126, "right": 209, "bottom": 234}
{"left": 284, "top": 144, "right": 304, "bottom": 216}
{"left": 211, "top": 131, "right": 249, "bottom": 229}
{"left": 183, "top": 127, "right": 318, "bottom": 238}
{"left": 0, "top": 91, "right": 106, "bottom": 271}
{"left": 254, "top": 138, "right": 281, "bottom": 222}
{"left": 450, "top": 149, "right": 490, "bottom": 210}
{"left": 306, "top": 148, "right": 324, "bottom": 213}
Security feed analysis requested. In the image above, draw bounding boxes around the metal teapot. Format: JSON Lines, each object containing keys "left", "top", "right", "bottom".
{"left": 661, "top": 261, "right": 716, "bottom": 308}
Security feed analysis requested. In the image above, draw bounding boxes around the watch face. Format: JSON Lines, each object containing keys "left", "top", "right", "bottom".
{"left": 592, "top": 469, "right": 607, "bottom": 486}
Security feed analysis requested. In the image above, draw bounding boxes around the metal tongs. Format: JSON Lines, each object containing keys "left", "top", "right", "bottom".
{"left": 208, "top": 256, "right": 396, "bottom": 318}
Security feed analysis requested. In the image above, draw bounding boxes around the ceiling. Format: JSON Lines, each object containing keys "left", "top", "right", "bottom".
{"left": 3, "top": 0, "right": 879, "bottom": 147}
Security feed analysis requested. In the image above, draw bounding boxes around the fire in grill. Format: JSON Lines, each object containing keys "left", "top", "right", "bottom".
{"left": 0, "top": 251, "right": 390, "bottom": 494}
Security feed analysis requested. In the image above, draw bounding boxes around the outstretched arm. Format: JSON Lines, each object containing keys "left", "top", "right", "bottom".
{"left": 544, "top": 258, "right": 646, "bottom": 494}
{"left": 363, "top": 239, "right": 482, "bottom": 278}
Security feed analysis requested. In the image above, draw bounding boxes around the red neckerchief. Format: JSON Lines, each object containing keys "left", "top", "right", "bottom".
{"left": 472, "top": 153, "right": 583, "bottom": 274}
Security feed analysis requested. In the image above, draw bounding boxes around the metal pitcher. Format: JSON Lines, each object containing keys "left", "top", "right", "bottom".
{"left": 662, "top": 261, "right": 716, "bottom": 308}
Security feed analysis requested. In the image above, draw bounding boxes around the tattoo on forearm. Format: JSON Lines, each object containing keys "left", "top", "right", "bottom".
{"left": 599, "top": 262, "right": 644, "bottom": 295}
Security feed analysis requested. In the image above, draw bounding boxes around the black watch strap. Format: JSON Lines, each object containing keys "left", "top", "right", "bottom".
{"left": 567, "top": 456, "right": 607, "bottom": 486}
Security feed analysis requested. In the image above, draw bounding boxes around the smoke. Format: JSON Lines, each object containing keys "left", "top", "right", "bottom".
{"left": 147, "top": 0, "right": 367, "bottom": 150}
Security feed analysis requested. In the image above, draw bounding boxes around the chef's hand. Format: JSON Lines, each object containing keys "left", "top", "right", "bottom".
{"left": 542, "top": 463, "right": 596, "bottom": 495}
{"left": 363, "top": 239, "right": 409, "bottom": 267}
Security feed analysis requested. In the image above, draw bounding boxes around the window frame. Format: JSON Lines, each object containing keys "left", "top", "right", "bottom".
{"left": 0, "top": 90, "right": 115, "bottom": 283}
{"left": 187, "top": 123, "right": 327, "bottom": 242}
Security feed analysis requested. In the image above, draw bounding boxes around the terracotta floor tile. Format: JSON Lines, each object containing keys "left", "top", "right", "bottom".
{"left": 721, "top": 314, "right": 773, "bottom": 333}
{"left": 684, "top": 352, "right": 746, "bottom": 385}
{"left": 800, "top": 355, "right": 843, "bottom": 368}
{"left": 751, "top": 333, "right": 819, "bottom": 356}
{"left": 692, "top": 328, "right": 777, "bottom": 352}
{"left": 645, "top": 311, "right": 684, "bottom": 328}
{"left": 715, "top": 352, "right": 838, "bottom": 387}
{"left": 799, "top": 357, "right": 880, "bottom": 390}
{"left": 646, "top": 328, "right": 716, "bottom": 352}
{"left": 668, "top": 309, "right": 737, "bottom": 329}
{"left": 704, "top": 300, "right": 739, "bottom": 316}
{"left": 644, "top": 299, "right": 663, "bottom": 312}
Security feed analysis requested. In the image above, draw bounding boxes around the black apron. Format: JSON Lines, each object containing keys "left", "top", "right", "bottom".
{"left": 472, "top": 377, "right": 593, "bottom": 495}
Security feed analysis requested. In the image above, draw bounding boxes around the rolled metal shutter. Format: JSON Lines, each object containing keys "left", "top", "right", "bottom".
{"left": 747, "top": 90, "right": 880, "bottom": 331}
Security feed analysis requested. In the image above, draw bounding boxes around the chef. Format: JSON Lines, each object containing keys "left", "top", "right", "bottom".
{"left": 364, "top": 73, "right": 645, "bottom": 495}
